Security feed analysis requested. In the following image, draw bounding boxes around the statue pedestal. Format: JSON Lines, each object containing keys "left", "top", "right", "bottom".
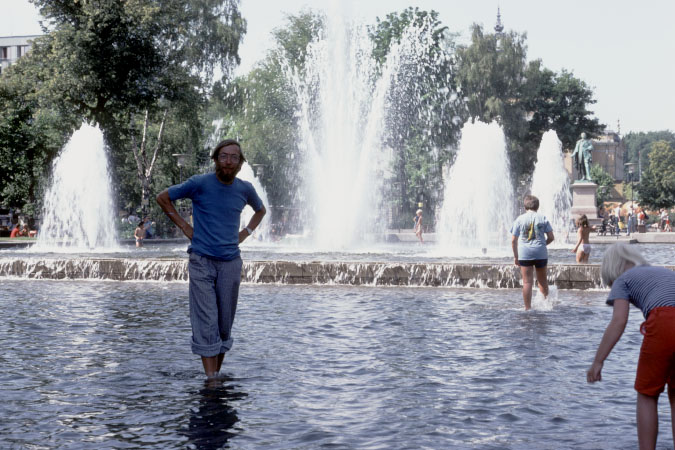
{"left": 571, "top": 181, "right": 599, "bottom": 222}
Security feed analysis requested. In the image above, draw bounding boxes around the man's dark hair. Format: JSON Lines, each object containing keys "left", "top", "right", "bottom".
{"left": 523, "top": 195, "right": 539, "bottom": 211}
{"left": 212, "top": 139, "right": 246, "bottom": 163}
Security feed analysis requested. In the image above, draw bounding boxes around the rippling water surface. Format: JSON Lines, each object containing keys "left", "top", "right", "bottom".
{"left": 1, "top": 281, "right": 673, "bottom": 449}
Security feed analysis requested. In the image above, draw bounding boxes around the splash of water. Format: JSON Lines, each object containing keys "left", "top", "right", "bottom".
{"left": 532, "top": 285, "right": 558, "bottom": 311}
{"left": 238, "top": 162, "right": 270, "bottom": 241}
{"left": 530, "top": 130, "right": 572, "bottom": 245}
{"left": 437, "top": 121, "right": 515, "bottom": 254}
{"left": 36, "top": 123, "right": 119, "bottom": 251}
{"left": 289, "top": 11, "right": 442, "bottom": 249}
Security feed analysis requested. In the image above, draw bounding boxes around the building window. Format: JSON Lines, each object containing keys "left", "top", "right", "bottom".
{"left": 0, "top": 47, "right": 7, "bottom": 59}
{"left": 16, "top": 46, "right": 22, "bottom": 58}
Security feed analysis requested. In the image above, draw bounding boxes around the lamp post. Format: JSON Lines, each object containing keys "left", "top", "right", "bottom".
{"left": 625, "top": 162, "right": 637, "bottom": 234}
{"left": 625, "top": 162, "right": 637, "bottom": 209}
{"left": 172, "top": 153, "right": 188, "bottom": 183}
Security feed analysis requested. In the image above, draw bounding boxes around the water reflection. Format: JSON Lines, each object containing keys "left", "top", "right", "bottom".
{"left": 182, "top": 377, "right": 246, "bottom": 450}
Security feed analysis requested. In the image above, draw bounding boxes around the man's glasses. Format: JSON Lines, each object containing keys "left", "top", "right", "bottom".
{"left": 218, "top": 153, "right": 240, "bottom": 163}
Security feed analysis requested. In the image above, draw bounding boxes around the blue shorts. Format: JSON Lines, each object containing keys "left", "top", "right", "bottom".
{"left": 518, "top": 259, "right": 547, "bottom": 268}
{"left": 188, "top": 253, "right": 243, "bottom": 357}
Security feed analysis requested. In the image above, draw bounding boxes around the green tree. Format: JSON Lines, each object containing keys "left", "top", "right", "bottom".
{"left": 456, "top": 24, "right": 604, "bottom": 181}
{"left": 208, "top": 10, "right": 323, "bottom": 216}
{"left": 623, "top": 130, "right": 675, "bottom": 175}
{"left": 455, "top": 24, "right": 529, "bottom": 179}
{"left": 637, "top": 140, "right": 675, "bottom": 209}
{"left": 456, "top": 25, "right": 527, "bottom": 127}
{"left": 0, "top": 53, "right": 80, "bottom": 213}
{"left": 590, "top": 164, "right": 615, "bottom": 207}
{"left": 522, "top": 64, "right": 604, "bottom": 152}
{"left": 6, "top": 0, "right": 245, "bottom": 216}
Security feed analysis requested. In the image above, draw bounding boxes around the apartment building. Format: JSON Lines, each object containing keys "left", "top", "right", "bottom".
{"left": 0, "top": 35, "right": 41, "bottom": 74}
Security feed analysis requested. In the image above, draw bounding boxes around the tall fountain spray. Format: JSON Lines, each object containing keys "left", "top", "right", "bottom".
{"left": 36, "top": 123, "right": 118, "bottom": 251}
{"left": 530, "top": 130, "right": 572, "bottom": 244}
{"left": 437, "top": 121, "right": 515, "bottom": 253}
{"left": 238, "top": 162, "right": 270, "bottom": 240}
{"left": 289, "top": 10, "right": 441, "bottom": 249}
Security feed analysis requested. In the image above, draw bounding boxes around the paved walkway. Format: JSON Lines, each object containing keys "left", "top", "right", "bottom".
{"left": 1, "top": 232, "right": 674, "bottom": 249}
{"left": 386, "top": 230, "right": 675, "bottom": 244}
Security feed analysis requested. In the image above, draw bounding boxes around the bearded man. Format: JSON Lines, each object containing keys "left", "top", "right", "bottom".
{"left": 157, "top": 139, "right": 266, "bottom": 380}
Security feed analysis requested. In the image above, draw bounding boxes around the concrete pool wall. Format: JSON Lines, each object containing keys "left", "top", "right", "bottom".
{"left": 3, "top": 258, "right": 673, "bottom": 289}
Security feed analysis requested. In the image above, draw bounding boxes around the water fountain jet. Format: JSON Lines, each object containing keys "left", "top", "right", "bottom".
{"left": 289, "top": 11, "right": 444, "bottom": 250}
{"left": 530, "top": 130, "right": 572, "bottom": 245}
{"left": 35, "top": 123, "right": 118, "bottom": 252}
{"left": 437, "top": 121, "right": 515, "bottom": 254}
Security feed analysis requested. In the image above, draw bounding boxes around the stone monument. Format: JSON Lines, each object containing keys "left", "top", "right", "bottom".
{"left": 570, "top": 133, "right": 599, "bottom": 222}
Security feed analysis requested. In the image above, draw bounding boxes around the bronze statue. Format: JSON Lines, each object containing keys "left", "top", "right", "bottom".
{"left": 572, "top": 132, "right": 593, "bottom": 181}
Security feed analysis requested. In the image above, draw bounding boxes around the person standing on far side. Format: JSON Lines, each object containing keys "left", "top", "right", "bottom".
{"left": 413, "top": 209, "right": 424, "bottom": 243}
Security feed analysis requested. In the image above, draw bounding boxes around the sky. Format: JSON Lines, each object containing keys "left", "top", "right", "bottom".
{"left": 2, "top": 0, "right": 674, "bottom": 134}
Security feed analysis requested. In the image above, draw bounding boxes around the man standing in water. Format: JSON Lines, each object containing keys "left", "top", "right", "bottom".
{"left": 157, "top": 139, "right": 266, "bottom": 380}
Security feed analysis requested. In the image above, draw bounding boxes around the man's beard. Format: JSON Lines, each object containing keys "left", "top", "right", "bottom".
{"left": 216, "top": 165, "right": 237, "bottom": 183}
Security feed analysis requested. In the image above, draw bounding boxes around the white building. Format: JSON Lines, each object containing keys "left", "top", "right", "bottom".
{"left": 0, "top": 35, "right": 41, "bottom": 74}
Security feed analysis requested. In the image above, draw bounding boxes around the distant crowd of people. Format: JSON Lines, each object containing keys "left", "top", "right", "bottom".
{"left": 596, "top": 205, "right": 672, "bottom": 236}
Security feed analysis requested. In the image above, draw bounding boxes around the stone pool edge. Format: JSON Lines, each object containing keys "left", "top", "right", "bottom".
{"left": 4, "top": 258, "right": 673, "bottom": 289}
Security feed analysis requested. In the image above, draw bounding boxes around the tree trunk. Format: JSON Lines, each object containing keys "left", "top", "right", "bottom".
{"left": 130, "top": 109, "right": 168, "bottom": 217}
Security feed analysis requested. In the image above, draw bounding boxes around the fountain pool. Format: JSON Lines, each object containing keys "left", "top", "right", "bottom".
{"left": 4, "top": 240, "right": 674, "bottom": 265}
{"left": 1, "top": 280, "right": 672, "bottom": 449}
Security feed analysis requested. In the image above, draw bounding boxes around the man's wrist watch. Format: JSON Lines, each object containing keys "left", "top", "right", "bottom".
{"left": 245, "top": 227, "right": 253, "bottom": 235}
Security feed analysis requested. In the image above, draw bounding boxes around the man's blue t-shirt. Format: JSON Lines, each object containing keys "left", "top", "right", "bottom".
{"left": 168, "top": 173, "right": 263, "bottom": 261}
{"left": 510, "top": 210, "right": 553, "bottom": 260}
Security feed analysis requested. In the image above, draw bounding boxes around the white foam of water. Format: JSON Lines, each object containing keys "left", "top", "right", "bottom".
{"left": 35, "top": 123, "right": 119, "bottom": 252}
{"left": 532, "top": 285, "right": 558, "bottom": 311}
{"left": 530, "top": 130, "right": 573, "bottom": 246}
{"left": 238, "top": 162, "right": 270, "bottom": 241}
{"left": 437, "top": 121, "right": 515, "bottom": 254}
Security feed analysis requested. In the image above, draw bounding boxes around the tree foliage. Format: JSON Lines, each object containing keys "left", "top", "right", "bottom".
{"left": 623, "top": 130, "right": 675, "bottom": 174}
{"left": 589, "top": 164, "right": 615, "bottom": 207}
{"left": 456, "top": 24, "right": 604, "bottom": 182}
{"left": 206, "top": 10, "right": 323, "bottom": 214}
{"left": 1, "top": 0, "right": 245, "bottom": 219}
{"left": 638, "top": 140, "right": 675, "bottom": 209}
{"left": 0, "top": 54, "right": 80, "bottom": 212}
{"left": 523, "top": 65, "right": 604, "bottom": 151}
{"left": 1, "top": 3, "right": 622, "bottom": 233}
